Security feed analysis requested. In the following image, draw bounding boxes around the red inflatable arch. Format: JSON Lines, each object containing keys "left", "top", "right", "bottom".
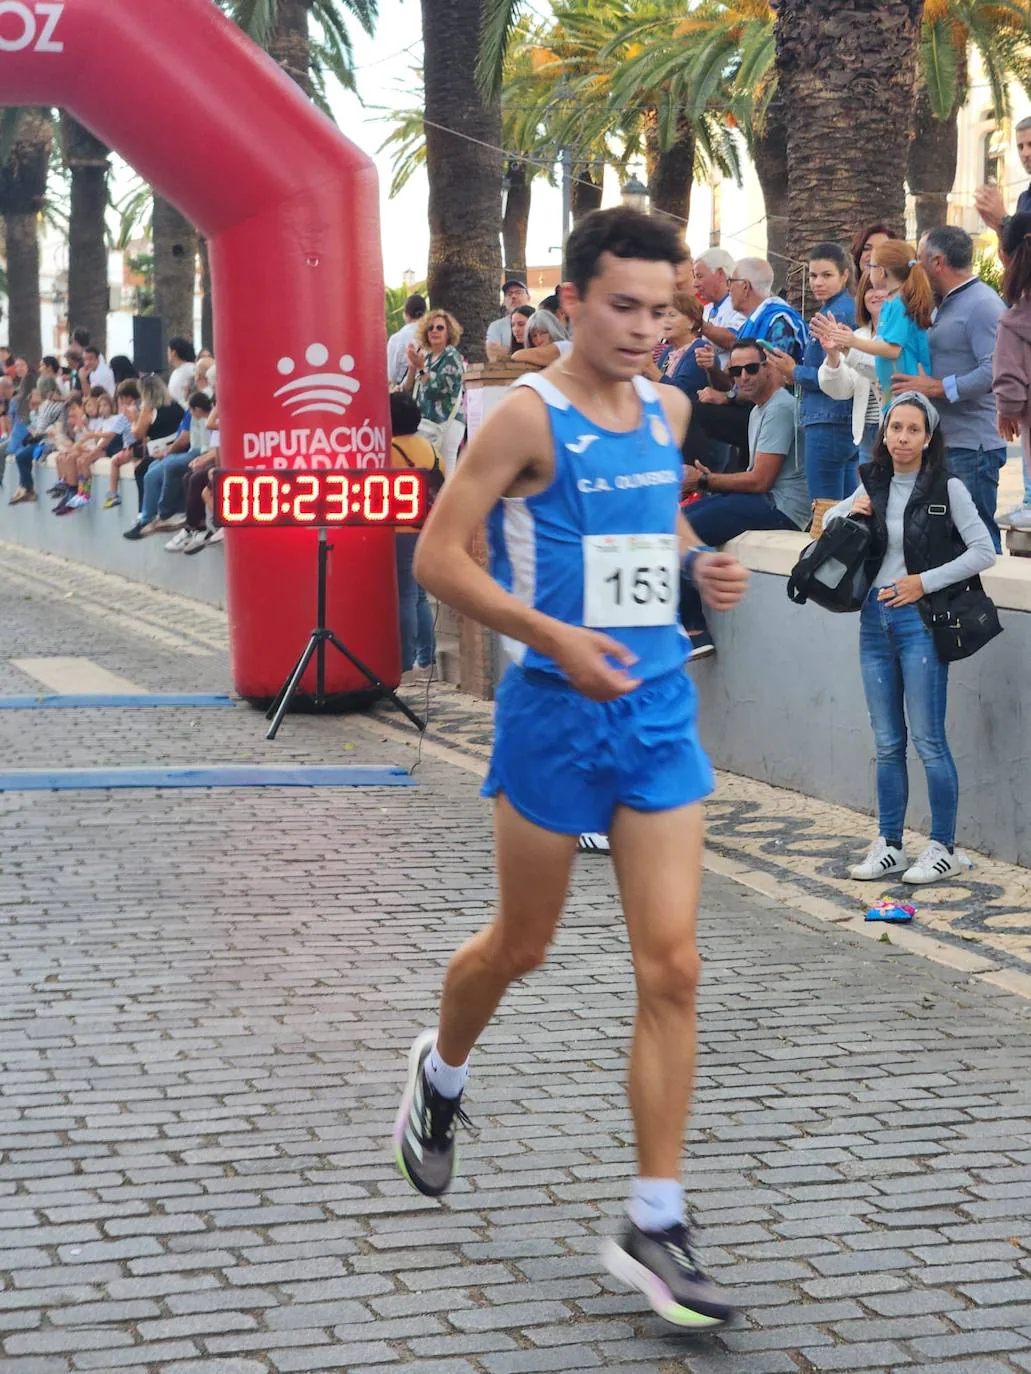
{"left": 2, "top": 0, "right": 398, "bottom": 698}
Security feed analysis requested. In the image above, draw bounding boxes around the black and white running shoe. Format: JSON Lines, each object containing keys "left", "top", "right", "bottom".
{"left": 603, "top": 1221, "right": 734, "bottom": 1328}
{"left": 577, "top": 832, "right": 611, "bottom": 856}
{"left": 393, "top": 1030, "right": 471, "bottom": 1197}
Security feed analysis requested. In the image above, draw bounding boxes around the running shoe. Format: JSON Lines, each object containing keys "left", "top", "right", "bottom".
{"left": 103, "top": 492, "right": 122, "bottom": 509}
{"left": 902, "top": 841, "right": 964, "bottom": 885}
{"left": 577, "top": 832, "right": 611, "bottom": 855}
{"left": 848, "top": 837, "right": 907, "bottom": 881}
{"left": 687, "top": 630, "right": 715, "bottom": 661}
{"left": 393, "top": 1030, "right": 470, "bottom": 1198}
{"left": 602, "top": 1221, "right": 733, "bottom": 1328}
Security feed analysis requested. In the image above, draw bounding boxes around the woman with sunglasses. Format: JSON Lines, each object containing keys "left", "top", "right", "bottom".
{"left": 404, "top": 309, "right": 466, "bottom": 473}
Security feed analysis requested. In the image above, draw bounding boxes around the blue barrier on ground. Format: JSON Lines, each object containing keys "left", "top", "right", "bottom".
{"left": 0, "top": 694, "right": 237, "bottom": 710}
{"left": 0, "top": 766, "right": 415, "bottom": 791}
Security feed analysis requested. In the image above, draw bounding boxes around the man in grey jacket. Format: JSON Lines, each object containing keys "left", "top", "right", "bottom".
{"left": 892, "top": 225, "right": 1006, "bottom": 550}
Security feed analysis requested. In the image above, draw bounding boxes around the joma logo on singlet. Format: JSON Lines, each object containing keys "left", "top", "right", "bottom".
{"left": 0, "top": 1, "right": 64, "bottom": 52}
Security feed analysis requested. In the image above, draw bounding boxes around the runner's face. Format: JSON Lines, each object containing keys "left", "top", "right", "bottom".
{"left": 570, "top": 253, "right": 675, "bottom": 380}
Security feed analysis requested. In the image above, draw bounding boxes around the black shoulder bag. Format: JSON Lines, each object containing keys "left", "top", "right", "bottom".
{"left": 919, "top": 492, "right": 1002, "bottom": 663}
{"left": 786, "top": 513, "right": 876, "bottom": 613}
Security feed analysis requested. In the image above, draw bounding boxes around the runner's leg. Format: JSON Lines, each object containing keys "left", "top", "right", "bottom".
{"left": 609, "top": 801, "right": 703, "bottom": 1181}
{"left": 436, "top": 794, "right": 577, "bottom": 1064}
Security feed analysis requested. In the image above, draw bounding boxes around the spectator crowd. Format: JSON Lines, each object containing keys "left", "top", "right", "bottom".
{"left": 0, "top": 330, "right": 223, "bottom": 556}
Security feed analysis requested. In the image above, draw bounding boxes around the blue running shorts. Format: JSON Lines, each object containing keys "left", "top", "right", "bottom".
{"left": 482, "top": 666, "right": 714, "bottom": 835}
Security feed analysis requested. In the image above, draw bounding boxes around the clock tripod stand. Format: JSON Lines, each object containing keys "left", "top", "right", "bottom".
{"left": 265, "top": 526, "right": 427, "bottom": 740}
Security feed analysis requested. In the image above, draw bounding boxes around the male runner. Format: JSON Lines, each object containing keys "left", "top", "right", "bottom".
{"left": 393, "top": 207, "right": 749, "bottom": 1328}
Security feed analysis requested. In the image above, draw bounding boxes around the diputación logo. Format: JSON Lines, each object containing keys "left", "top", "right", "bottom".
{"left": 242, "top": 342, "right": 387, "bottom": 470}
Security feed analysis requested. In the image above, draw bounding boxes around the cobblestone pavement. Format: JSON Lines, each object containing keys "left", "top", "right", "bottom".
{"left": 2, "top": 548, "right": 1031, "bottom": 1373}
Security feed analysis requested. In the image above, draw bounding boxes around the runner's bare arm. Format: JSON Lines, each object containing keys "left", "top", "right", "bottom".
{"left": 415, "top": 389, "right": 642, "bottom": 700}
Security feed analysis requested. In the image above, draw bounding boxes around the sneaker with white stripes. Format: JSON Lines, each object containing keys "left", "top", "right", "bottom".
{"left": 577, "top": 832, "right": 611, "bottom": 855}
{"left": 848, "top": 837, "right": 907, "bottom": 881}
{"left": 902, "top": 841, "right": 963, "bottom": 885}
{"left": 393, "top": 1030, "right": 470, "bottom": 1198}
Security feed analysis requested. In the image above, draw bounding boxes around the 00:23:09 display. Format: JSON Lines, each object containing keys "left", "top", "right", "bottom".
{"left": 217, "top": 471, "right": 425, "bottom": 527}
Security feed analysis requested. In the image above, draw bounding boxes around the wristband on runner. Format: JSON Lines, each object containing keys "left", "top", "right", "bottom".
{"left": 681, "top": 544, "right": 715, "bottom": 586}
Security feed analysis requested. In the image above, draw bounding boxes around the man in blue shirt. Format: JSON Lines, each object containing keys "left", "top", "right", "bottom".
{"left": 892, "top": 226, "right": 1006, "bottom": 551}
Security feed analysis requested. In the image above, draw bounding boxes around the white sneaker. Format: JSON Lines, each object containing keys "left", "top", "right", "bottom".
{"left": 577, "top": 832, "right": 611, "bottom": 855}
{"left": 902, "top": 841, "right": 963, "bottom": 885}
{"left": 999, "top": 506, "right": 1031, "bottom": 532}
{"left": 165, "top": 527, "right": 196, "bottom": 552}
{"left": 207, "top": 527, "right": 225, "bottom": 544}
{"left": 848, "top": 837, "right": 907, "bottom": 881}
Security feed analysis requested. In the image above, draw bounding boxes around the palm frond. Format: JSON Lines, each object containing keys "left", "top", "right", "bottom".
{"left": 477, "top": 0, "right": 528, "bottom": 101}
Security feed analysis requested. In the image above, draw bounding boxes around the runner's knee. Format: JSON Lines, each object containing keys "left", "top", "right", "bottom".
{"left": 635, "top": 946, "right": 702, "bottom": 1008}
{"left": 486, "top": 923, "right": 552, "bottom": 981}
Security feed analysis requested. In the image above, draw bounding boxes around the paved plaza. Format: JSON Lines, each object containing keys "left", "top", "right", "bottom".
{"left": 2, "top": 544, "right": 1031, "bottom": 1373}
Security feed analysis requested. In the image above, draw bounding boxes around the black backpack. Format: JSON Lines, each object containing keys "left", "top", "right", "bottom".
{"left": 787, "top": 514, "right": 876, "bottom": 613}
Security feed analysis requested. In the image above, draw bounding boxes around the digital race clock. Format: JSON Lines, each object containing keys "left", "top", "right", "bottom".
{"left": 213, "top": 469, "right": 427, "bottom": 528}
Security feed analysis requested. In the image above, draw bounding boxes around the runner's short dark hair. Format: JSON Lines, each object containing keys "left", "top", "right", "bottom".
{"left": 565, "top": 207, "right": 686, "bottom": 299}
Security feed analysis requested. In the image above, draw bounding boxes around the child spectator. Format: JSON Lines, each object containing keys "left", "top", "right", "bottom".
{"left": 826, "top": 240, "right": 933, "bottom": 411}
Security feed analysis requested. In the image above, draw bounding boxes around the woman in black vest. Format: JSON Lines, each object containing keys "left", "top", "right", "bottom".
{"left": 823, "top": 392, "right": 994, "bottom": 885}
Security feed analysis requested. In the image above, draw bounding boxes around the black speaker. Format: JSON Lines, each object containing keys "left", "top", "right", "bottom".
{"left": 133, "top": 316, "right": 165, "bottom": 374}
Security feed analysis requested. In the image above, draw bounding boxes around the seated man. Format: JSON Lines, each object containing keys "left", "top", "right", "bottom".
{"left": 686, "top": 258, "right": 808, "bottom": 470}
{"left": 680, "top": 341, "right": 811, "bottom": 658}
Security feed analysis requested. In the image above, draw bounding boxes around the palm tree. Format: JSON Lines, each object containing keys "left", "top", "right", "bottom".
{"left": 422, "top": 0, "right": 503, "bottom": 363}
{"left": 225, "top": 0, "right": 378, "bottom": 112}
{"left": 0, "top": 108, "right": 53, "bottom": 362}
{"left": 775, "top": 0, "right": 924, "bottom": 289}
{"left": 909, "top": 0, "right": 1031, "bottom": 237}
{"left": 152, "top": 197, "right": 199, "bottom": 344}
{"left": 60, "top": 114, "right": 110, "bottom": 353}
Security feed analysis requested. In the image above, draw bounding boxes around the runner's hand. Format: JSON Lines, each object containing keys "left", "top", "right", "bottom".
{"left": 694, "top": 551, "right": 749, "bottom": 612}
{"left": 549, "top": 626, "right": 642, "bottom": 701}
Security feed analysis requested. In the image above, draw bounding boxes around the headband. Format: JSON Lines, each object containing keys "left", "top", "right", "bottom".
{"left": 885, "top": 389, "right": 940, "bottom": 435}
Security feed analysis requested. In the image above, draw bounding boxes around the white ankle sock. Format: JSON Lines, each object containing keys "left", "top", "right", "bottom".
{"left": 628, "top": 1177, "right": 684, "bottom": 1233}
{"left": 425, "top": 1044, "right": 469, "bottom": 1099}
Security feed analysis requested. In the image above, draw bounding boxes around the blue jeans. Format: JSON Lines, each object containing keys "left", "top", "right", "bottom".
{"left": 680, "top": 493, "right": 798, "bottom": 634}
{"left": 802, "top": 421, "right": 858, "bottom": 501}
{"left": 395, "top": 533, "right": 435, "bottom": 670}
{"left": 141, "top": 449, "right": 196, "bottom": 524}
{"left": 859, "top": 419, "right": 880, "bottom": 467}
{"left": 15, "top": 442, "right": 38, "bottom": 491}
{"left": 859, "top": 589, "right": 958, "bottom": 848}
{"left": 156, "top": 452, "right": 197, "bottom": 519}
{"left": 946, "top": 445, "right": 1006, "bottom": 553}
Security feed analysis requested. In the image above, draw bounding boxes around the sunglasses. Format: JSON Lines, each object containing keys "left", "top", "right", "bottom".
{"left": 728, "top": 362, "right": 763, "bottom": 378}
{"left": 427, "top": 324, "right": 447, "bottom": 332}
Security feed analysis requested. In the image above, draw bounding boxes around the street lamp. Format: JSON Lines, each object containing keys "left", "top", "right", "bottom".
{"left": 621, "top": 174, "right": 650, "bottom": 213}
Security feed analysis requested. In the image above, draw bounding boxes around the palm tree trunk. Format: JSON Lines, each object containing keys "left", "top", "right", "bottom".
{"left": 571, "top": 167, "right": 603, "bottom": 221}
{"left": 3, "top": 212, "right": 43, "bottom": 361}
{"left": 775, "top": 0, "right": 922, "bottom": 299}
{"left": 752, "top": 96, "right": 790, "bottom": 293}
{"left": 152, "top": 196, "right": 198, "bottom": 344}
{"left": 198, "top": 236, "right": 214, "bottom": 354}
{"left": 61, "top": 114, "right": 110, "bottom": 354}
{"left": 908, "top": 44, "right": 967, "bottom": 242}
{"left": 421, "top": 0, "right": 503, "bottom": 365}
{"left": 646, "top": 121, "right": 695, "bottom": 226}
{"left": 502, "top": 161, "right": 530, "bottom": 281}
{"left": 268, "top": 0, "right": 313, "bottom": 97}
{"left": 0, "top": 108, "right": 52, "bottom": 362}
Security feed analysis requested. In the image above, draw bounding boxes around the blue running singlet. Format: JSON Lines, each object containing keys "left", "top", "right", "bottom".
{"left": 487, "top": 373, "right": 689, "bottom": 683}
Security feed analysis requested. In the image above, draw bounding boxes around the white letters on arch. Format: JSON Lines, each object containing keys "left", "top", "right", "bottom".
{"left": 0, "top": 2, "right": 65, "bottom": 54}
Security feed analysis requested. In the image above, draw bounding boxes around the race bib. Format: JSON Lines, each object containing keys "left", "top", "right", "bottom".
{"left": 582, "top": 533, "right": 678, "bottom": 628}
